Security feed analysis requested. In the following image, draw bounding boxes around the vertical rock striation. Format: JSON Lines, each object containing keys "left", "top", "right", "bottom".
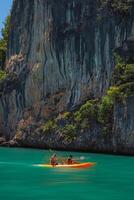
{"left": 112, "top": 96, "right": 134, "bottom": 154}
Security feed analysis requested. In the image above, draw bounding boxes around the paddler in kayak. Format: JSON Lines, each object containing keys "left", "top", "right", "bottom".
{"left": 67, "top": 155, "right": 77, "bottom": 165}
{"left": 67, "top": 155, "right": 73, "bottom": 164}
{"left": 50, "top": 154, "right": 58, "bottom": 167}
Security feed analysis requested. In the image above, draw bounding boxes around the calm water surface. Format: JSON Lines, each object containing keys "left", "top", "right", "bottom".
{"left": 0, "top": 147, "right": 134, "bottom": 200}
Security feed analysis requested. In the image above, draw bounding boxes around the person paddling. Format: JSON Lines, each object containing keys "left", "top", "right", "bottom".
{"left": 67, "top": 155, "right": 78, "bottom": 164}
{"left": 67, "top": 155, "right": 75, "bottom": 164}
{"left": 50, "top": 154, "right": 58, "bottom": 167}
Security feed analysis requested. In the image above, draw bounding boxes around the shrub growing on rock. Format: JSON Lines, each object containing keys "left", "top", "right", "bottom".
{"left": 0, "top": 70, "right": 7, "bottom": 81}
{"left": 99, "top": 0, "right": 132, "bottom": 15}
{"left": 98, "top": 95, "right": 113, "bottom": 124}
{"left": 61, "top": 124, "right": 76, "bottom": 142}
{"left": 122, "top": 64, "right": 134, "bottom": 83}
{"left": 42, "top": 120, "right": 57, "bottom": 133}
{"left": 61, "top": 124, "right": 76, "bottom": 135}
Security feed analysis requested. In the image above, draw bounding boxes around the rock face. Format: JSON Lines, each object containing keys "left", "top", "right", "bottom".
{"left": 112, "top": 96, "right": 134, "bottom": 154}
{"left": 7, "top": 95, "right": 133, "bottom": 155}
{"left": 0, "top": 0, "right": 134, "bottom": 154}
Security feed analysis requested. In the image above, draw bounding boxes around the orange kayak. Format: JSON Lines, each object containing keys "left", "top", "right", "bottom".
{"left": 35, "top": 162, "right": 95, "bottom": 168}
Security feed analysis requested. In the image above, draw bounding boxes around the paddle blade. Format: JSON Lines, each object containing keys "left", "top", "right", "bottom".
{"left": 80, "top": 156, "right": 85, "bottom": 160}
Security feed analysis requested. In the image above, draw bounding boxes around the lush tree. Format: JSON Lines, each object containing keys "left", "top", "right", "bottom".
{"left": 0, "top": 15, "right": 10, "bottom": 69}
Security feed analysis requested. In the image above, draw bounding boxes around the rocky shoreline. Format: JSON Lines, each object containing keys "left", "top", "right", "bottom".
{"left": 1, "top": 138, "right": 134, "bottom": 156}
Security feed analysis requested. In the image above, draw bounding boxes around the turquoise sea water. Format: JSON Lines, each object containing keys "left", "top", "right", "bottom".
{"left": 0, "top": 147, "right": 134, "bottom": 200}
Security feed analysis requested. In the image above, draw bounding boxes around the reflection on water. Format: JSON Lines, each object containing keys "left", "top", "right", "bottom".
{"left": 0, "top": 147, "right": 134, "bottom": 200}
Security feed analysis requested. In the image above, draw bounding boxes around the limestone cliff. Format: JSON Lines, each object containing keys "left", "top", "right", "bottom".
{"left": 0, "top": 0, "right": 134, "bottom": 154}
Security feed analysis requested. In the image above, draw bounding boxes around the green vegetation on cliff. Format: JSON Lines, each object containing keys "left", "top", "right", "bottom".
{"left": 112, "top": 53, "right": 134, "bottom": 97}
{"left": 39, "top": 52, "right": 134, "bottom": 137}
{"left": 112, "top": 54, "right": 134, "bottom": 85}
{"left": 15, "top": 51, "right": 134, "bottom": 141}
{"left": 41, "top": 120, "right": 57, "bottom": 133}
{"left": 99, "top": 0, "right": 133, "bottom": 15}
{"left": 0, "top": 15, "right": 10, "bottom": 69}
{"left": 0, "top": 70, "right": 7, "bottom": 81}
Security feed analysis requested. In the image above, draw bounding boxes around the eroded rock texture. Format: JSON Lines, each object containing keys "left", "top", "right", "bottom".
{"left": 0, "top": 0, "right": 134, "bottom": 153}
